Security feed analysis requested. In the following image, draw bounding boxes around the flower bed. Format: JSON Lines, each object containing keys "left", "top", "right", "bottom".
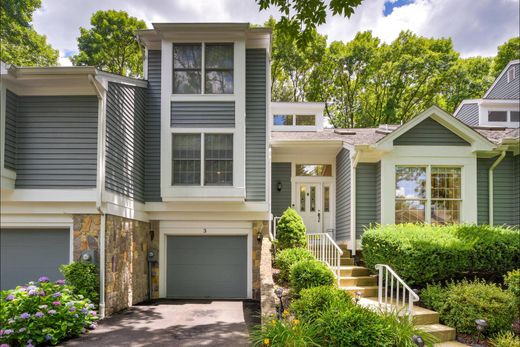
{"left": 0, "top": 276, "right": 98, "bottom": 346}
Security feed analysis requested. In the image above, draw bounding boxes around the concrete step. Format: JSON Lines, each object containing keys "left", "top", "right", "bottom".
{"left": 416, "top": 324, "right": 456, "bottom": 343}
{"left": 361, "top": 297, "right": 439, "bottom": 325}
{"left": 336, "top": 266, "right": 370, "bottom": 277}
{"left": 338, "top": 247, "right": 351, "bottom": 258}
{"left": 433, "top": 342, "right": 469, "bottom": 347}
{"left": 340, "top": 257, "right": 355, "bottom": 266}
{"left": 339, "top": 276, "right": 377, "bottom": 287}
{"left": 341, "top": 286, "right": 379, "bottom": 297}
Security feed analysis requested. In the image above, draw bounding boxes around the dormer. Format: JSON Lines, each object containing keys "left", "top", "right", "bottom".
{"left": 271, "top": 102, "right": 325, "bottom": 132}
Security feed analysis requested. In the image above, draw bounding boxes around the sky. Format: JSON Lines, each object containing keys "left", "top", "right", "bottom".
{"left": 32, "top": 0, "right": 520, "bottom": 66}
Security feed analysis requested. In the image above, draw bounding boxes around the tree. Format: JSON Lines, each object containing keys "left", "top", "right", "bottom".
{"left": 71, "top": 10, "right": 146, "bottom": 77}
{"left": 0, "top": 0, "right": 59, "bottom": 66}
{"left": 256, "top": 0, "right": 363, "bottom": 47}
{"left": 493, "top": 37, "right": 520, "bottom": 76}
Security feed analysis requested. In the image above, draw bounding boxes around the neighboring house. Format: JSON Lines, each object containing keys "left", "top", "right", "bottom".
{"left": 0, "top": 22, "right": 518, "bottom": 317}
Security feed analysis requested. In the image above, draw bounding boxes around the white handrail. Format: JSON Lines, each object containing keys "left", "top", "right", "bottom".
{"left": 375, "top": 264, "right": 419, "bottom": 317}
{"left": 306, "top": 233, "right": 344, "bottom": 285}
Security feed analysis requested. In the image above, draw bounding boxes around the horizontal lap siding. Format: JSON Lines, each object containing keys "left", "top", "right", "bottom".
{"left": 15, "top": 96, "right": 98, "bottom": 188}
{"left": 455, "top": 103, "right": 479, "bottom": 126}
{"left": 246, "top": 48, "right": 267, "bottom": 201}
{"left": 105, "top": 82, "right": 146, "bottom": 202}
{"left": 394, "top": 117, "right": 470, "bottom": 146}
{"left": 171, "top": 101, "right": 235, "bottom": 128}
{"left": 271, "top": 163, "right": 291, "bottom": 217}
{"left": 335, "top": 148, "right": 351, "bottom": 242}
{"left": 477, "top": 158, "right": 490, "bottom": 224}
{"left": 4, "top": 89, "right": 17, "bottom": 170}
{"left": 356, "top": 163, "right": 379, "bottom": 239}
{"left": 145, "top": 50, "right": 162, "bottom": 202}
{"left": 485, "top": 63, "right": 519, "bottom": 99}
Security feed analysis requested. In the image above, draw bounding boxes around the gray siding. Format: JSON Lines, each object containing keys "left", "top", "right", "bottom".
{"left": 171, "top": 101, "right": 235, "bottom": 128}
{"left": 145, "top": 50, "right": 162, "bottom": 202}
{"left": 356, "top": 163, "right": 379, "bottom": 239}
{"left": 455, "top": 103, "right": 479, "bottom": 126}
{"left": 105, "top": 82, "right": 146, "bottom": 202}
{"left": 477, "top": 153, "right": 519, "bottom": 227}
{"left": 485, "top": 63, "right": 519, "bottom": 99}
{"left": 245, "top": 48, "right": 267, "bottom": 201}
{"left": 376, "top": 161, "right": 381, "bottom": 223}
{"left": 15, "top": 96, "right": 98, "bottom": 188}
{"left": 271, "top": 162, "right": 291, "bottom": 217}
{"left": 335, "top": 148, "right": 351, "bottom": 242}
{"left": 394, "top": 117, "right": 470, "bottom": 146}
{"left": 4, "top": 89, "right": 17, "bottom": 170}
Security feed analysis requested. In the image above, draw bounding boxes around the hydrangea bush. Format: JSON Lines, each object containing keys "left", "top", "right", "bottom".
{"left": 0, "top": 276, "right": 98, "bottom": 346}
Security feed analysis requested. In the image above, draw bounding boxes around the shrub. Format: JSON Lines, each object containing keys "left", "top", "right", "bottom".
{"left": 276, "top": 208, "right": 306, "bottom": 250}
{"left": 274, "top": 248, "right": 314, "bottom": 282}
{"left": 433, "top": 280, "right": 518, "bottom": 337}
{"left": 0, "top": 276, "right": 98, "bottom": 346}
{"left": 60, "top": 262, "right": 99, "bottom": 304}
{"left": 250, "top": 317, "right": 320, "bottom": 346}
{"left": 490, "top": 331, "right": 520, "bottom": 347}
{"left": 420, "top": 283, "right": 448, "bottom": 313}
{"left": 289, "top": 260, "right": 335, "bottom": 294}
{"left": 380, "top": 309, "right": 438, "bottom": 347}
{"left": 291, "top": 286, "right": 353, "bottom": 321}
{"left": 362, "top": 224, "right": 520, "bottom": 286}
{"left": 504, "top": 269, "right": 520, "bottom": 306}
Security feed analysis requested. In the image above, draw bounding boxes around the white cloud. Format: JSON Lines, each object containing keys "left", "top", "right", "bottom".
{"left": 31, "top": 0, "right": 519, "bottom": 66}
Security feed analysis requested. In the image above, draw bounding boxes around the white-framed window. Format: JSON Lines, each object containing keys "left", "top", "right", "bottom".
{"left": 172, "top": 43, "right": 234, "bottom": 94}
{"left": 395, "top": 166, "right": 461, "bottom": 224}
{"left": 172, "top": 133, "right": 233, "bottom": 186}
{"left": 295, "top": 164, "right": 332, "bottom": 176}
{"left": 488, "top": 110, "right": 520, "bottom": 123}
{"left": 273, "top": 114, "right": 316, "bottom": 126}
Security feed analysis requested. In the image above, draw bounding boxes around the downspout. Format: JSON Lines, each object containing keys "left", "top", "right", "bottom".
{"left": 489, "top": 150, "right": 506, "bottom": 226}
{"left": 350, "top": 150, "right": 360, "bottom": 256}
{"left": 89, "top": 74, "right": 107, "bottom": 318}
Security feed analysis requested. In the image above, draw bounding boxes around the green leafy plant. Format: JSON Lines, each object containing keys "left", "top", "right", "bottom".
{"left": 490, "top": 331, "right": 520, "bottom": 347}
{"left": 504, "top": 269, "right": 520, "bottom": 308}
{"left": 276, "top": 208, "right": 307, "bottom": 250}
{"left": 291, "top": 286, "right": 353, "bottom": 321}
{"left": 60, "top": 262, "right": 99, "bottom": 304}
{"left": 379, "top": 309, "right": 438, "bottom": 347}
{"left": 250, "top": 317, "right": 320, "bottom": 346}
{"left": 289, "top": 260, "right": 335, "bottom": 294}
{"left": 0, "top": 276, "right": 98, "bottom": 346}
{"left": 420, "top": 283, "right": 449, "bottom": 313}
{"left": 274, "top": 248, "right": 314, "bottom": 282}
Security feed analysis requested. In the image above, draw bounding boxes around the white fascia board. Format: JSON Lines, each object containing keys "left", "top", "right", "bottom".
{"left": 1, "top": 189, "right": 97, "bottom": 202}
{"left": 144, "top": 201, "right": 268, "bottom": 213}
{"left": 96, "top": 71, "right": 148, "bottom": 88}
{"left": 271, "top": 102, "right": 325, "bottom": 114}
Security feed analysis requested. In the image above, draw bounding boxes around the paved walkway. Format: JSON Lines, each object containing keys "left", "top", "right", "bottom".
{"left": 61, "top": 300, "right": 260, "bottom": 347}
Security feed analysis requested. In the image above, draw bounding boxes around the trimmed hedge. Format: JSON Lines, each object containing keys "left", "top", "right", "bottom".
{"left": 274, "top": 248, "right": 315, "bottom": 282}
{"left": 289, "top": 260, "right": 335, "bottom": 294}
{"left": 292, "top": 286, "right": 353, "bottom": 321}
{"left": 362, "top": 224, "right": 520, "bottom": 286}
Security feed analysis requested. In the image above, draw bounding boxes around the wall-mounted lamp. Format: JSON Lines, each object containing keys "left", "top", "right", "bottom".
{"left": 276, "top": 181, "right": 282, "bottom": 192}
{"left": 257, "top": 231, "right": 263, "bottom": 242}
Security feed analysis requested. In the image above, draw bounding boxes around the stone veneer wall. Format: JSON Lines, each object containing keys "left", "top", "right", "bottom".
{"left": 73, "top": 215, "right": 101, "bottom": 263}
{"left": 252, "top": 220, "right": 269, "bottom": 300}
{"left": 260, "top": 237, "right": 276, "bottom": 321}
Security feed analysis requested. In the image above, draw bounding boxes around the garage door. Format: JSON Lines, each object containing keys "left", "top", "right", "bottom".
{"left": 166, "top": 236, "right": 247, "bottom": 299}
{"left": 0, "top": 229, "right": 70, "bottom": 290}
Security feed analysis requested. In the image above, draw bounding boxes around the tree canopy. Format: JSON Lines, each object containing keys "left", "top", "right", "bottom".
{"left": 71, "top": 10, "right": 146, "bottom": 77}
{"left": 493, "top": 37, "right": 520, "bottom": 76}
{"left": 0, "top": 0, "right": 59, "bottom": 66}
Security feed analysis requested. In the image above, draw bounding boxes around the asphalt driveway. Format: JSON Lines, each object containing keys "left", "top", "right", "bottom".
{"left": 60, "top": 300, "right": 260, "bottom": 347}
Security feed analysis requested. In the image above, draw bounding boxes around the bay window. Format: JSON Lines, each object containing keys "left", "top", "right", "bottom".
{"left": 395, "top": 166, "right": 461, "bottom": 224}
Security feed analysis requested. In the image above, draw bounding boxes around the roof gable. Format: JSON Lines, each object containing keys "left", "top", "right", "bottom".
{"left": 484, "top": 60, "right": 519, "bottom": 99}
{"left": 394, "top": 117, "right": 470, "bottom": 146}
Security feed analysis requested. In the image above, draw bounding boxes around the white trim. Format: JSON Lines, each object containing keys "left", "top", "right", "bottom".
{"left": 171, "top": 94, "right": 235, "bottom": 102}
{"left": 271, "top": 102, "right": 325, "bottom": 132}
{"left": 479, "top": 105, "right": 520, "bottom": 128}
{"left": 484, "top": 60, "right": 520, "bottom": 98}
{"left": 158, "top": 221, "right": 253, "bottom": 299}
{"left": 1, "top": 189, "right": 97, "bottom": 202}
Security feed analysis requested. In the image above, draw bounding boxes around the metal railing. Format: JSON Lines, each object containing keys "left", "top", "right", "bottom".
{"left": 375, "top": 264, "right": 419, "bottom": 317}
{"left": 306, "top": 233, "right": 343, "bottom": 285}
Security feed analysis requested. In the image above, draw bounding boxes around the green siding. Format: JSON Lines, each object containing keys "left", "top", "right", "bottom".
{"left": 477, "top": 153, "right": 519, "bottom": 227}
{"left": 271, "top": 162, "right": 292, "bottom": 217}
{"left": 335, "top": 148, "right": 351, "bottom": 241}
{"left": 394, "top": 117, "right": 470, "bottom": 146}
{"left": 356, "top": 163, "right": 380, "bottom": 239}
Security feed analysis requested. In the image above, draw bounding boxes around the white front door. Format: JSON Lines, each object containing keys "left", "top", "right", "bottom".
{"left": 296, "top": 183, "right": 322, "bottom": 234}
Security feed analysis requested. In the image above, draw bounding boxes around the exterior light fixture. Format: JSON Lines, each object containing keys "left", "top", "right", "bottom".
{"left": 257, "top": 231, "right": 263, "bottom": 242}
{"left": 412, "top": 335, "right": 425, "bottom": 347}
{"left": 274, "top": 287, "right": 284, "bottom": 319}
{"left": 277, "top": 181, "right": 282, "bottom": 191}
{"left": 81, "top": 253, "right": 91, "bottom": 262}
{"left": 355, "top": 291, "right": 363, "bottom": 304}
{"left": 474, "top": 319, "right": 488, "bottom": 347}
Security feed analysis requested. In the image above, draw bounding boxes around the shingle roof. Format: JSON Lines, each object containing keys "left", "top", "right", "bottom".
{"left": 473, "top": 127, "right": 520, "bottom": 144}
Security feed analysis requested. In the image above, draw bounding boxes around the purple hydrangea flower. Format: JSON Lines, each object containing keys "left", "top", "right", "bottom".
{"left": 81, "top": 308, "right": 89, "bottom": 314}
{"left": 88, "top": 323, "right": 97, "bottom": 330}
{"left": 52, "top": 301, "right": 61, "bottom": 306}
{"left": 19, "top": 328, "right": 26, "bottom": 333}
{"left": 56, "top": 279, "right": 66, "bottom": 285}
{"left": 52, "top": 292, "right": 62, "bottom": 298}
{"left": 27, "top": 285, "right": 37, "bottom": 291}
{"left": 20, "top": 312, "right": 31, "bottom": 319}
{"left": 74, "top": 313, "right": 79, "bottom": 318}
{"left": 1, "top": 343, "right": 9, "bottom": 347}
{"left": 46, "top": 334, "right": 53, "bottom": 341}
{"left": 90, "top": 311, "right": 97, "bottom": 316}
{"left": 35, "top": 312, "right": 44, "bottom": 318}
{"left": 5, "top": 294, "right": 14, "bottom": 301}
{"left": 28, "top": 290, "right": 37, "bottom": 296}
{"left": 88, "top": 303, "right": 95, "bottom": 309}
{"left": 48, "top": 310, "right": 57, "bottom": 315}
{"left": 69, "top": 307, "right": 76, "bottom": 312}
{"left": 4, "top": 329, "right": 13, "bottom": 335}
{"left": 38, "top": 276, "right": 49, "bottom": 283}
{"left": 66, "top": 301, "right": 74, "bottom": 307}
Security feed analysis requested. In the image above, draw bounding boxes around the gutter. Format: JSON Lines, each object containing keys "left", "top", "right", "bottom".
{"left": 488, "top": 150, "right": 507, "bottom": 226}
{"left": 350, "top": 150, "right": 360, "bottom": 256}
{"left": 89, "top": 74, "right": 107, "bottom": 318}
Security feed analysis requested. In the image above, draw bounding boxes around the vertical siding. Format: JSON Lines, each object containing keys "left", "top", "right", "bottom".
{"left": 394, "top": 117, "right": 470, "bottom": 146}
{"left": 105, "top": 82, "right": 146, "bottom": 202}
{"left": 15, "top": 96, "right": 98, "bottom": 188}
{"left": 335, "top": 148, "right": 351, "bottom": 242}
{"left": 4, "top": 89, "right": 17, "bottom": 171}
{"left": 245, "top": 48, "right": 267, "bottom": 201}
{"left": 477, "top": 153, "right": 519, "bottom": 227}
{"left": 356, "top": 163, "right": 379, "bottom": 239}
{"left": 171, "top": 101, "right": 235, "bottom": 127}
{"left": 454, "top": 103, "right": 479, "bottom": 126}
{"left": 271, "top": 163, "right": 291, "bottom": 217}
{"left": 145, "top": 50, "right": 162, "bottom": 202}
{"left": 485, "top": 63, "right": 519, "bottom": 99}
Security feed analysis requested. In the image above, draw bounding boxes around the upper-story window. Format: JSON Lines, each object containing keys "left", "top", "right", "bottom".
{"left": 273, "top": 114, "right": 316, "bottom": 126}
{"left": 488, "top": 110, "right": 519, "bottom": 123}
{"left": 172, "top": 43, "right": 234, "bottom": 94}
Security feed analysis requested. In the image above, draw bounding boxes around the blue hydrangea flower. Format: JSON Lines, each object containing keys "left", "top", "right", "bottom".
{"left": 38, "top": 276, "right": 49, "bottom": 283}
{"left": 69, "top": 307, "right": 76, "bottom": 312}
{"left": 4, "top": 329, "right": 13, "bottom": 335}
{"left": 81, "top": 308, "right": 89, "bottom": 314}
{"left": 46, "top": 334, "right": 53, "bottom": 341}
{"left": 52, "top": 292, "right": 62, "bottom": 298}
{"left": 35, "top": 312, "right": 44, "bottom": 318}
{"left": 20, "top": 312, "right": 30, "bottom": 319}
{"left": 74, "top": 313, "right": 79, "bottom": 318}
{"left": 88, "top": 303, "right": 95, "bottom": 309}
{"left": 5, "top": 294, "right": 14, "bottom": 301}
{"left": 28, "top": 290, "right": 37, "bottom": 296}
{"left": 56, "top": 279, "right": 66, "bottom": 285}
{"left": 27, "top": 285, "right": 37, "bottom": 291}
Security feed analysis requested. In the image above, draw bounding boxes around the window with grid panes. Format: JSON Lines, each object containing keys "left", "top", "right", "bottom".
{"left": 204, "top": 134, "right": 233, "bottom": 185}
{"left": 171, "top": 134, "right": 201, "bottom": 185}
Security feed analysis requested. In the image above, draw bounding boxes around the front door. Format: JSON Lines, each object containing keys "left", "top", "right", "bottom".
{"left": 296, "top": 183, "right": 322, "bottom": 234}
